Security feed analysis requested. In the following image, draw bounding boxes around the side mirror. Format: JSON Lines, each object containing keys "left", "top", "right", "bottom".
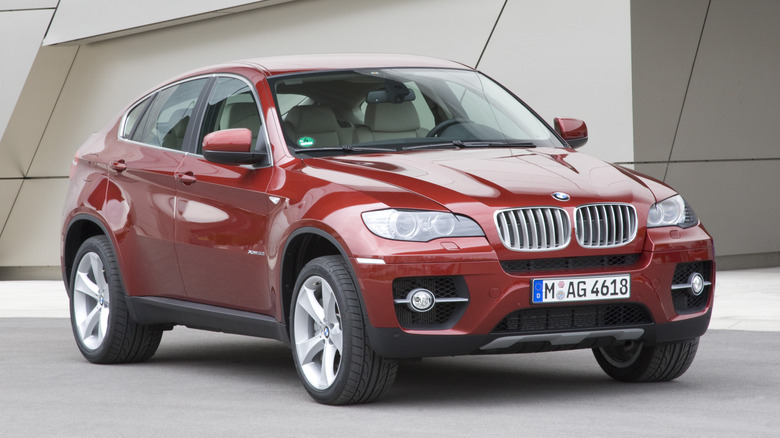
{"left": 554, "top": 117, "right": 588, "bottom": 149}
{"left": 202, "top": 128, "right": 267, "bottom": 165}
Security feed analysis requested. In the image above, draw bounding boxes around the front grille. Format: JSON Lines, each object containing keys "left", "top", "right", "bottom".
{"left": 575, "top": 204, "right": 637, "bottom": 248}
{"left": 492, "top": 304, "right": 652, "bottom": 334}
{"left": 495, "top": 207, "right": 571, "bottom": 251}
{"left": 393, "top": 277, "right": 468, "bottom": 329}
{"left": 501, "top": 254, "right": 641, "bottom": 274}
{"left": 672, "top": 261, "right": 712, "bottom": 314}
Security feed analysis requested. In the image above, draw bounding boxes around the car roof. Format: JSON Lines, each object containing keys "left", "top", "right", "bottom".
{"left": 242, "top": 53, "right": 471, "bottom": 75}
{"left": 187, "top": 53, "right": 472, "bottom": 78}
{"left": 139, "top": 54, "right": 474, "bottom": 107}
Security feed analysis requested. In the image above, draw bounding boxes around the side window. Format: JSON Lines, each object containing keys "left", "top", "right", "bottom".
{"left": 198, "top": 77, "right": 262, "bottom": 154}
{"left": 121, "top": 96, "right": 152, "bottom": 139}
{"left": 130, "top": 78, "right": 208, "bottom": 150}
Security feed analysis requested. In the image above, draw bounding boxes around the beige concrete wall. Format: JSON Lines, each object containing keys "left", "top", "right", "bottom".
{"left": 1, "top": 0, "right": 634, "bottom": 270}
{"left": 479, "top": 0, "right": 633, "bottom": 163}
{"left": 43, "top": 0, "right": 294, "bottom": 45}
{"left": 631, "top": 0, "right": 780, "bottom": 264}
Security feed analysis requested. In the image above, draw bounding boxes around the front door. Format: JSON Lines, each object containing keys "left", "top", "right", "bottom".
{"left": 174, "top": 76, "right": 276, "bottom": 314}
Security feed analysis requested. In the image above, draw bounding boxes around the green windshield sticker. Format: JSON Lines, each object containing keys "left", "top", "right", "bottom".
{"left": 298, "top": 137, "right": 315, "bottom": 147}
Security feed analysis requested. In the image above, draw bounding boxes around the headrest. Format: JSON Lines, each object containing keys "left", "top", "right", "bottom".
{"left": 223, "top": 102, "right": 259, "bottom": 130}
{"left": 286, "top": 106, "right": 339, "bottom": 133}
{"left": 365, "top": 101, "right": 421, "bottom": 132}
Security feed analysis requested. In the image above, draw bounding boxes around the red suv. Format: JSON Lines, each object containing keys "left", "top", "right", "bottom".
{"left": 61, "top": 54, "right": 715, "bottom": 405}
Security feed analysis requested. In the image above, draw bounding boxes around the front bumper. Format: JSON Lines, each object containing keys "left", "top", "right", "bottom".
{"left": 352, "top": 227, "right": 715, "bottom": 359}
{"left": 366, "top": 309, "right": 711, "bottom": 358}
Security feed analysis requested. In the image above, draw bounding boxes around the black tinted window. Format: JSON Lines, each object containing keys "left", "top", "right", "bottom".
{"left": 130, "top": 78, "right": 208, "bottom": 150}
{"left": 198, "top": 77, "right": 262, "bottom": 154}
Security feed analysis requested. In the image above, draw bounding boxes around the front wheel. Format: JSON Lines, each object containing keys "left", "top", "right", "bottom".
{"left": 69, "top": 235, "right": 163, "bottom": 364}
{"left": 290, "top": 256, "right": 398, "bottom": 405}
{"left": 593, "top": 338, "right": 700, "bottom": 382}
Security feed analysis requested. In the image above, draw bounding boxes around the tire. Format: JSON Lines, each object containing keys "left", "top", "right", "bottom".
{"left": 593, "top": 338, "right": 700, "bottom": 382}
{"left": 69, "top": 235, "right": 163, "bottom": 364}
{"left": 290, "top": 255, "right": 398, "bottom": 405}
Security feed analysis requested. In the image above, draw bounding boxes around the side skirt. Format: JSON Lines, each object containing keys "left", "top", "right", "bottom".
{"left": 126, "top": 296, "right": 290, "bottom": 345}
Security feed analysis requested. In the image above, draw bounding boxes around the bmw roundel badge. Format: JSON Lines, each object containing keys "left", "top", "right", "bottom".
{"left": 552, "top": 192, "right": 570, "bottom": 202}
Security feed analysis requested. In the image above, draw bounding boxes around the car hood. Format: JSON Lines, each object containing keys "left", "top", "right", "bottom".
{"left": 304, "top": 147, "right": 661, "bottom": 212}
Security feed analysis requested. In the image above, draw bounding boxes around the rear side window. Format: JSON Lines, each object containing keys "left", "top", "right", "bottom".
{"left": 122, "top": 96, "right": 151, "bottom": 139}
{"left": 197, "top": 76, "right": 263, "bottom": 154}
{"left": 125, "top": 78, "right": 209, "bottom": 150}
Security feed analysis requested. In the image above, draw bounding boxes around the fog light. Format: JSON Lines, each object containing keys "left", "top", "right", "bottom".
{"left": 407, "top": 288, "right": 435, "bottom": 312}
{"left": 689, "top": 273, "right": 705, "bottom": 296}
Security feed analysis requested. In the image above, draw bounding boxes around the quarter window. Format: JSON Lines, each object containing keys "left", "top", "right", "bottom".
{"left": 122, "top": 96, "right": 151, "bottom": 139}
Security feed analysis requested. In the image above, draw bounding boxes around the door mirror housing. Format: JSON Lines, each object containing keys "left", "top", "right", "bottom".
{"left": 554, "top": 117, "right": 588, "bottom": 149}
{"left": 202, "top": 128, "right": 267, "bottom": 165}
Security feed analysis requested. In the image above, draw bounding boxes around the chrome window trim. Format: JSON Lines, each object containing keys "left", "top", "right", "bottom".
{"left": 192, "top": 73, "right": 272, "bottom": 159}
{"left": 117, "top": 73, "right": 214, "bottom": 146}
{"left": 119, "top": 95, "right": 153, "bottom": 140}
{"left": 117, "top": 73, "right": 272, "bottom": 164}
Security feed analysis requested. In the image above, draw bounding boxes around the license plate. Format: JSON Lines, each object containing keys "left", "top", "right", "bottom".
{"left": 531, "top": 274, "right": 630, "bottom": 304}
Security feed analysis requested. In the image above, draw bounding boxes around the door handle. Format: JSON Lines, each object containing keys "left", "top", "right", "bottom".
{"left": 109, "top": 160, "right": 127, "bottom": 173}
{"left": 175, "top": 171, "right": 197, "bottom": 185}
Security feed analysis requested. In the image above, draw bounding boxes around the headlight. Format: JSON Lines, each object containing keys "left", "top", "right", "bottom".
{"left": 647, "top": 195, "right": 698, "bottom": 229}
{"left": 362, "top": 209, "right": 484, "bottom": 241}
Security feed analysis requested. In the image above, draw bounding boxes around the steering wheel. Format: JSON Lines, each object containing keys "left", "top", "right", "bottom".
{"left": 426, "top": 118, "right": 470, "bottom": 137}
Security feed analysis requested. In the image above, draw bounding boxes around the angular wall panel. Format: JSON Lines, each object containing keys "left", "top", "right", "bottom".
{"left": 0, "top": 9, "right": 54, "bottom": 158}
{"left": 665, "top": 161, "right": 780, "bottom": 256}
{"left": 0, "top": 46, "right": 78, "bottom": 179}
{"left": 672, "top": 0, "right": 780, "bottom": 161}
{"left": 0, "top": 178, "right": 69, "bottom": 266}
{"left": 630, "top": 0, "right": 709, "bottom": 163}
{"left": 44, "top": 0, "right": 293, "bottom": 45}
{"left": 0, "top": 1, "right": 57, "bottom": 10}
{"left": 0, "top": 180, "right": 23, "bottom": 237}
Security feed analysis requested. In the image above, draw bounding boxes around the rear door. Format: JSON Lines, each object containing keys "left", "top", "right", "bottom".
{"left": 104, "top": 77, "right": 210, "bottom": 297}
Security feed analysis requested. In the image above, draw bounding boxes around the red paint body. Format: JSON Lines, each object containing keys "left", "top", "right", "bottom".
{"left": 61, "top": 54, "right": 714, "bottom": 359}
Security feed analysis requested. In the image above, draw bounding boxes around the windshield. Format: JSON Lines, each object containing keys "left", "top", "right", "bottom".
{"left": 270, "top": 68, "right": 565, "bottom": 155}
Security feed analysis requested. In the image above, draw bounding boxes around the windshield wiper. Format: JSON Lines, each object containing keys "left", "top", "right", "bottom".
{"left": 402, "top": 142, "right": 462, "bottom": 151}
{"left": 402, "top": 140, "right": 537, "bottom": 150}
{"left": 292, "top": 145, "right": 398, "bottom": 155}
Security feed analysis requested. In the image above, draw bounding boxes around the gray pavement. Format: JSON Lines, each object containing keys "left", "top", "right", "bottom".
{"left": 2, "top": 268, "right": 780, "bottom": 436}
{"left": 1, "top": 319, "right": 779, "bottom": 437}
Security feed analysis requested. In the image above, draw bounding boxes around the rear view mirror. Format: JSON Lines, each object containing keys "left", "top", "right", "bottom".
{"left": 202, "top": 128, "right": 267, "bottom": 165}
{"left": 366, "top": 79, "right": 416, "bottom": 103}
{"left": 554, "top": 117, "right": 588, "bottom": 149}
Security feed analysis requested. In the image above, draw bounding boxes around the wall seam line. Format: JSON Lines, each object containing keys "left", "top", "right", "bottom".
{"left": 24, "top": 44, "right": 80, "bottom": 178}
{"left": 663, "top": 0, "right": 711, "bottom": 182}
{"left": 0, "top": 181, "right": 24, "bottom": 244}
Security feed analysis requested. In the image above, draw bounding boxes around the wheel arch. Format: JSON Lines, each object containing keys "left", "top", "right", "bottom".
{"left": 280, "top": 227, "right": 364, "bottom": 335}
{"left": 62, "top": 214, "right": 112, "bottom": 294}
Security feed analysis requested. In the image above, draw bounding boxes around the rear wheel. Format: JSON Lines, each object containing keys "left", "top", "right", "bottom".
{"left": 69, "top": 235, "right": 163, "bottom": 364}
{"left": 593, "top": 338, "right": 699, "bottom": 382}
{"left": 290, "top": 255, "right": 398, "bottom": 405}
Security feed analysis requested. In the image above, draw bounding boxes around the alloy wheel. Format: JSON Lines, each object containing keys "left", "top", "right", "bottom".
{"left": 72, "top": 251, "right": 110, "bottom": 350}
{"left": 293, "top": 275, "right": 344, "bottom": 390}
